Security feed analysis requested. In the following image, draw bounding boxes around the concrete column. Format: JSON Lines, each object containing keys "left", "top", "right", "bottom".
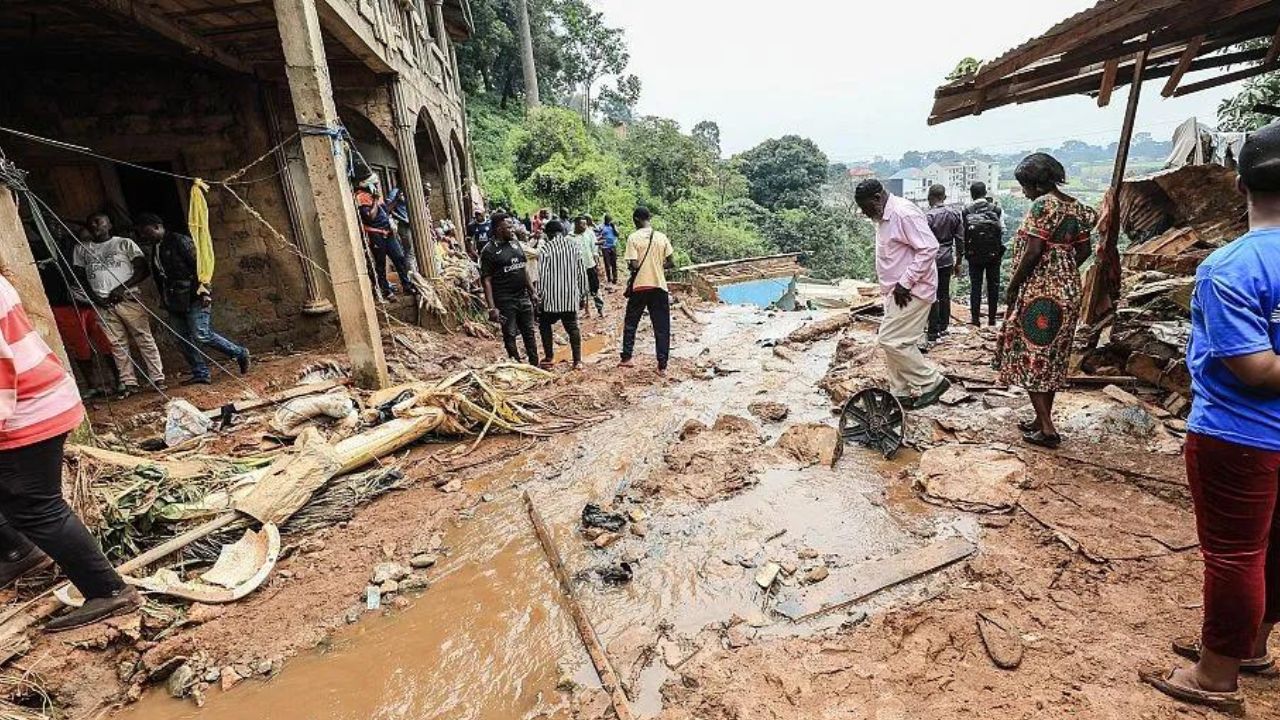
{"left": 428, "top": 0, "right": 452, "bottom": 94}
{"left": 273, "top": 0, "right": 388, "bottom": 389}
{"left": 387, "top": 78, "right": 438, "bottom": 279}
{"left": 262, "top": 87, "right": 335, "bottom": 314}
{"left": 0, "top": 184, "right": 72, "bottom": 371}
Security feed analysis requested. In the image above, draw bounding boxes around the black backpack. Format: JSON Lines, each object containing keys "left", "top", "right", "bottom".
{"left": 964, "top": 200, "right": 1004, "bottom": 261}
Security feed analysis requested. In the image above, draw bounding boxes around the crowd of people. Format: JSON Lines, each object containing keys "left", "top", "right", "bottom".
{"left": 859, "top": 128, "right": 1280, "bottom": 715}
{"left": 33, "top": 212, "right": 251, "bottom": 399}
{"left": 470, "top": 205, "right": 672, "bottom": 372}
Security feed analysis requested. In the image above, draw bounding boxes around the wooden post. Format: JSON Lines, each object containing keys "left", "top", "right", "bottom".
{"left": 523, "top": 492, "right": 635, "bottom": 720}
{"left": 1083, "top": 47, "right": 1149, "bottom": 328}
{"left": 273, "top": 0, "right": 388, "bottom": 389}
{"left": 388, "top": 78, "right": 439, "bottom": 279}
{"left": 0, "top": 185, "right": 73, "bottom": 372}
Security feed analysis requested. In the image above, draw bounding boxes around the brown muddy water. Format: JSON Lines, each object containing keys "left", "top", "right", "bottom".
{"left": 119, "top": 306, "right": 976, "bottom": 720}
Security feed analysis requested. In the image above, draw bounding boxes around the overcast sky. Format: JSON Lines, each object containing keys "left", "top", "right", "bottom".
{"left": 591, "top": 0, "right": 1241, "bottom": 162}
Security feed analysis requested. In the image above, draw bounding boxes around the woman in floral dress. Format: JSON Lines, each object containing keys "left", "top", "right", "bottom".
{"left": 996, "top": 153, "right": 1097, "bottom": 448}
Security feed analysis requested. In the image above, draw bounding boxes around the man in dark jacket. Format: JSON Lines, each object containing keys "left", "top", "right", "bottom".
{"left": 925, "top": 184, "right": 964, "bottom": 343}
{"left": 962, "top": 182, "right": 1005, "bottom": 327}
{"left": 137, "top": 214, "right": 250, "bottom": 385}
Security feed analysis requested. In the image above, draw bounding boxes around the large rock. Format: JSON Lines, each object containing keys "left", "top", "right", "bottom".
{"left": 917, "top": 446, "right": 1027, "bottom": 513}
{"left": 775, "top": 423, "right": 841, "bottom": 467}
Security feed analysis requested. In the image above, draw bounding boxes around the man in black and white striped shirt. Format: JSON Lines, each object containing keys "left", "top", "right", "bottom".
{"left": 536, "top": 220, "right": 589, "bottom": 368}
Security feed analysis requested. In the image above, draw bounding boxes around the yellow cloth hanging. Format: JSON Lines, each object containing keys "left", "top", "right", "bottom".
{"left": 188, "top": 179, "right": 215, "bottom": 294}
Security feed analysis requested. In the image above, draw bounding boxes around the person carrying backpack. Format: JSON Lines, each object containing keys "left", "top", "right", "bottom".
{"left": 962, "top": 181, "right": 1005, "bottom": 326}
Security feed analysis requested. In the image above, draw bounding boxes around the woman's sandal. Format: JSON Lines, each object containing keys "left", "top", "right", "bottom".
{"left": 1172, "top": 636, "right": 1277, "bottom": 676}
{"left": 1139, "top": 667, "right": 1246, "bottom": 717}
{"left": 1021, "top": 429, "right": 1062, "bottom": 449}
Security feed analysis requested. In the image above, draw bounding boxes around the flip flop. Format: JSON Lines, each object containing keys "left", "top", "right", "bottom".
{"left": 1022, "top": 429, "right": 1062, "bottom": 449}
{"left": 1172, "top": 636, "right": 1277, "bottom": 676}
{"left": 1139, "top": 667, "right": 1246, "bottom": 716}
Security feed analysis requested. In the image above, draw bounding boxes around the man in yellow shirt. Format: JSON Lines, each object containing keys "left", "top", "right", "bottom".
{"left": 620, "top": 207, "right": 675, "bottom": 373}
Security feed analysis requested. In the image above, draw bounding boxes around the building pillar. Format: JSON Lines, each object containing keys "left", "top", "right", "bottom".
{"left": 428, "top": 0, "right": 453, "bottom": 96}
{"left": 0, "top": 183, "right": 72, "bottom": 372}
{"left": 387, "top": 78, "right": 439, "bottom": 279}
{"left": 262, "top": 88, "right": 335, "bottom": 314}
{"left": 273, "top": 0, "right": 388, "bottom": 389}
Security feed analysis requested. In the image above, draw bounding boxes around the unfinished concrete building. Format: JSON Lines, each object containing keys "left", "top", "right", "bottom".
{"left": 0, "top": 0, "right": 477, "bottom": 388}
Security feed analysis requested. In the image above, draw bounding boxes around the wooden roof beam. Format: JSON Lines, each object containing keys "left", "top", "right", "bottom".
{"left": 84, "top": 0, "right": 252, "bottom": 73}
{"left": 1162, "top": 35, "right": 1204, "bottom": 97}
{"left": 1098, "top": 59, "right": 1119, "bottom": 107}
{"left": 1174, "top": 60, "right": 1280, "bottom": 97}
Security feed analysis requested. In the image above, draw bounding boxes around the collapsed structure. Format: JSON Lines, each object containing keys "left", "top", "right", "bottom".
{"left": 0, "top": 0, "right": 479, "bottom": 390}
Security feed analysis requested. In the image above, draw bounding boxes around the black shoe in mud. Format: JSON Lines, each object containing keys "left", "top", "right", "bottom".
{"left": 0, "top": 548, "right": 52, "bottom": 590}
{"left": 46, "top": 586, "right": 143, "bottom": 633}
{"left": 237, "top": 350, "right": 251, "bottom": 375}
{"left": 912, "top": 378, "right": 952, "bottom": 410}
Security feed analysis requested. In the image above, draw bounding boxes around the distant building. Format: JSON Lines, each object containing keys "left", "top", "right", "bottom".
{"left": 938, "top": 160, "right": 1000, "bottom": 201}
{"left": 886, "top": 167, "right": 930, "bottom": 203}
{"left": 847, "top": 167, "right": 877, "bottom": 183}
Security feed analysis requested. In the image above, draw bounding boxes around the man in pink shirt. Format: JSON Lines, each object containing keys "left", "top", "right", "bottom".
{"left": 855, "top": 179, "right": 950, "bottom": 408}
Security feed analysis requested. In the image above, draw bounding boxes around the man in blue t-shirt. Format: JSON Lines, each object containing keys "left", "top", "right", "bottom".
{"left": 597, "top": 214, "right": 621, "bottom": 285}
{"left": 1144, "top": 122, "right": 1280, "bottom": 715}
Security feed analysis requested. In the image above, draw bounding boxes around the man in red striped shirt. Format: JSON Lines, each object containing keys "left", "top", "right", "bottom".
{"left": 0, "top": 272, "right": 141, "bottom": 631}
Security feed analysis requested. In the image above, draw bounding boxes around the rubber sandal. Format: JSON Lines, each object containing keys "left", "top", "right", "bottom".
{"left": 1022, "top": 429, "right": 1062, "bottom": 449}
{"left": 1172, "top": 636, "right": 1277, "bottom": 676}
{"left": 1139, "top": 666, "right": 1246, "bottom": 716}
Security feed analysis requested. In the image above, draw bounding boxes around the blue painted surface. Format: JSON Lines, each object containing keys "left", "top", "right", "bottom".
{"left": 717, "top": 277, "right": 793, "bottom": 308}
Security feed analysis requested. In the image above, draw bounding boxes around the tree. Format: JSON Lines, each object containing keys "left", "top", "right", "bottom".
{"left": 1220, "top": 71, "right": 1280, "bottom": 131}
{"left": 736, "top": 136, "right": 829, "bottom": 210}
{"left": 597, "top": 74, "right": 641, "bottom": 125}
{"left": 692, "top": 121, "right": 722, "bottom": 157}
{"left": 900, "top": 150, "right": 924, "bottom": 168}
{"left": 514, "top": 0, "right": 541, "bottom": 107}
{"left": 558, "top": 0, "right": 629, "bottom": 120}
{"left": 623, "top": 117, "right": 713, "bottom": 205}
{"left": 511, "top": 107, "right": 594, "bottom": 182}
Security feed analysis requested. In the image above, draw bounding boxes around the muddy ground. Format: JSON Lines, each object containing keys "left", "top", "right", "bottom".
{"left": 6, "top": 294, "right": 1271, "bottom": 720}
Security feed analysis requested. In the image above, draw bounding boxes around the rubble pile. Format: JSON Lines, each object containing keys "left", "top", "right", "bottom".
{"left": 1085, "top": 163, "right": 1247, "bottom": 409}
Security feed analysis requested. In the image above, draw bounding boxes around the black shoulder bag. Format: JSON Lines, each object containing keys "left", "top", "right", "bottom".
{"left": 624, "top": 229, "right": 656, "bottom": 299}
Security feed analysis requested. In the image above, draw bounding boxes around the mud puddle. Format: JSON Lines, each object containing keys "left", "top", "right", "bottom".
{"left": 117, "top": 306, "right": 967, "bottom": 719}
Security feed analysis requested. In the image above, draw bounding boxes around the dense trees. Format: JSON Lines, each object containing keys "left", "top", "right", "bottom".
{"left": 736, "top": 136, "right": 829, "bottom": 210}
{"left": 458, "top": 1, "right": 876, "bottom": 280}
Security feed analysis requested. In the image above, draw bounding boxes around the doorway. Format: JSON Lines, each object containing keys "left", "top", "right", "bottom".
{"left": 115, "top": 161, "right": 188, "bottom": 234}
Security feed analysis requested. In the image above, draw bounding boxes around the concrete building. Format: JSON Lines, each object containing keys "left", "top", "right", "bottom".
{"left": 0, "top": 0, "right": 478, "bottom": 389}
{"left": 937, "top": 160, "right": 1000, "bottom": 202}
{"left": 885, "top": 168, "right": 930, "bottom": 204}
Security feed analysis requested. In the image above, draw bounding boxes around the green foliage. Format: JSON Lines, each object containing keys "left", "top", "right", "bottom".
{"left": 692, "top": 121, "right": 722, "bottom": 157}
{"left": 623, "top": 117, "right": 714, "bottom": 205}
{"left": 511, "top": 107, "right": 595, "bottom": 182}
{"left": 664, "top": 193, "right": 772, "bottom": 265}
{"left": 598, "top": 74, "right": 642, "bottom": 125}
{"left": 736, "top": 135, "right": 829, "bottom": 210}
{"left": 946, "top": 57, "right": 982, "bottom": 82}
{"left": 1219, "top": 72, "right": 1280, "bottom": 132}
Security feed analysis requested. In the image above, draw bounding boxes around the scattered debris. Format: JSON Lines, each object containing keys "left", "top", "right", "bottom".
{"left": 747, "top": 401, "right": 790, "bottom": 423}
{"left": 581, "top": 503, "right": 627, "bottom": 532}
{"left": 755, "top": 562, "right": 782, "bottom": 590}
{"left": 775, "top": 423, "right": 840, "bottom": 468}
{"left": 976, "top": 611, "right": 1024, "bottom": 670}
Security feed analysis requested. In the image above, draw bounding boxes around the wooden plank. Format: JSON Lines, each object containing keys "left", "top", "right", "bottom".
{"left": 1084, "top": 44, "right": 1149, "bottom": 328}
{"left": 1162, "top": 35, "right": 1204, "bottom": 97}
{"left": 200, "top": 378, "right": 349, "bottom": 420}
{"left": 1131, "top": 227, "right": 1201, "bottom": 256}
{"left": 1175, "top": 61, "right": 1280, "bottom": 97}
{"left": 1098, "top": 59, "right": 1119, "bottom": 107}
{"left": 777, "top": 537, "right": 977, "bottom": 622}
{"left": 524, "top": 492, "right": 634, "bottom": 720}
{"left": 66, "top": 444, "right": 209, "bottom": 480}
{"left": 84, "top": 0, "right": 252, "bottom": 73}
{"left": 1068, "top": 375, "right": 1137, "bottom": 388}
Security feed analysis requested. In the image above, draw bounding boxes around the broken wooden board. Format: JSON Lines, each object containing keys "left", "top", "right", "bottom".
{"left": 200, "top": 379, "right": 349, "bottom": 420}
{"left": 66, "top": 444, "right": 211, "bottom": 480}
{"left": 777, "top": 537, "right": 976, "bottom": 621}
